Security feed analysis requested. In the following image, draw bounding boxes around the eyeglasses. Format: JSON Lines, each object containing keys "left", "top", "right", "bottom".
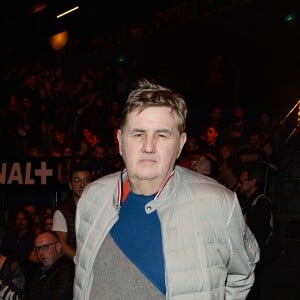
{"left": 34, "top": 242, "right": 58, "bottom": 253}
{"left": 72, "top": 177, "right": 92, "bottom": 185}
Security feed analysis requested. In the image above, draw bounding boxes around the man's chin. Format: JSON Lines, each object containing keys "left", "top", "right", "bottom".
{"left": 136, "top": 171, "right": 158, "bottom": 181}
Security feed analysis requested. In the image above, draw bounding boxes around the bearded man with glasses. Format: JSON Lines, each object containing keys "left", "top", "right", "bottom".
{"left": 27, "top": 231, "right": 74, "bottom": 299}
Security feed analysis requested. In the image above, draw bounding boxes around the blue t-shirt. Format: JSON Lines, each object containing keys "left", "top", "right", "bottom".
{"left": 110, "top": 192, "right": 166, "bottom": 294}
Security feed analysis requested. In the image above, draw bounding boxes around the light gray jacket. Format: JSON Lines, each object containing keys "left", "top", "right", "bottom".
{"left": 73, "top": 166, "right": 259, "bottom": 299}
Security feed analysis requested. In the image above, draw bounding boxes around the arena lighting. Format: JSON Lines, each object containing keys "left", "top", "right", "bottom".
{"left": 56, "top": 6, "right": 79, "bottom": 19}
{"left": 49, "top": 31, "right": 68, "bottom": 50}
{"left": 281, "top": 100, "right": 300, "bottom": 147}
{"left": 285, "top": 13, "right": 296, "bottom": 22}
{"left": 30, "top": 1, "right": 48, "bottom": 14}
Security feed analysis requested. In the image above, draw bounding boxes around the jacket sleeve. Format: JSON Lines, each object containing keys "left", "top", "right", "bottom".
{"left": 225, "top": 194, "right": 260, "bottom": 300}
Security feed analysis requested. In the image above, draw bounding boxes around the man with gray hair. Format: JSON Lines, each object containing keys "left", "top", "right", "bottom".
{"left": 74, "top": 79, "right": 260, "bottom": 299}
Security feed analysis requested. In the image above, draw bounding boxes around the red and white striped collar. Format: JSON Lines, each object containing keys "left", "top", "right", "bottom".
{"left": 117, "top": 169, "right": 175, "bottom": 207}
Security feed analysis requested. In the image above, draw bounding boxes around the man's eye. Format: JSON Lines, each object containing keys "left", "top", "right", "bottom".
{"left": 158, "top": 134, "right": 168, "bottom": 138}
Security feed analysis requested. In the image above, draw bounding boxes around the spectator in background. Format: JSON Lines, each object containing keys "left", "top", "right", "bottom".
{"left": 27, "top": 231, "right": 74, "bottom": 300}
{"left": 52, "top": 162, "right": 92, "bottom": 261}
{"left": 237, "top": 162, "right": 282, "bottom": 299}
{"left": 106, "top": 99, "right": 122, "bottom": 137}
{"left": 105, "top": 128, "right": 124, "bottom": 172}
{"left": 21, "top": 95, "right": 41, "bottom": 156}
{"left": 257, "top": 110, "right": 280, "bottom": 147}
{"left": 40, "top": 79, "right": 57, "bottom": 154}
{"left": 24, "top": 204, "right": 41, "bottom": 236}
{"left": 1, "top": 209, "right": 35, "bottom": 267}
{"left": 41, "top": 216, "right": 53, "bottom": 233}
{"left": 57, "top": 145, "right": 73, "bottom": 185}
{"left": 226, "top": 105, "right": 249, "bottom": 147}
{"left": 89, "top": 142, "right": 110, "bottom": 180}
{"left": 231, "top": 105, "right": 247, "bottom": 133}
{"left": 202, "top": 123, "right": 221, "bottom": 179}
{"left": 0, "top": 226, "right": 25, "bottom": 300}
{"left": 39, "top": 206, "right": 53, "bottom": 226}
{"left": 238, "top": 144, "right": 259, "bottom": 164}
{"left": 236, "top": 162, "right": 278, "bottom": 262}
{"left": 79, "top": 93, "right": 108, "bottom": 141}
{"left": 22, "top": 74, "right": 42, "bottom": 147}
{"left": 218, "top": 155, "right": 248, "bottom": 215}
{"left": 206, "top": 105, "right": 226, "bottom": 138}
{"left": 178, "top": 135, "right": 211, "bottom": 176}
{"left": 218, "top": 156, "right": 241, "bottom": 191}
{"left": 237, "top": 129, "right": 278, "bottom": 187}
{"left": 51, "top": 128, "right": 73, "bottom": 158}
{"left": 218, "top": 141, "right": 237, "bottom": 171}
{"left": 247, "top": 128, "right": 275, "bottom": 164}
{"left": 3, "top": 93, "right": 24, "bottom": 159}
{"left": 209, "top": 105, "right": 223, "bottom": 127}
{"left": 77, "top": 128, "right": 98, "bottom": 160}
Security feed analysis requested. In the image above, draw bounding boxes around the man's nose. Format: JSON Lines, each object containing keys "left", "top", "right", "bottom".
{"left": 142, "top": 136, "right": 156, "bottom": 153}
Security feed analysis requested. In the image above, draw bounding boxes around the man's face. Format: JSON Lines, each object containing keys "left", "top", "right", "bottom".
{"left": 15, "top": 212, "right": 29, "bottom": 232}
{"left": 69, "top": 170, "right": 92, "bottom": 201}
{"left": 43, "top": 217, "right": 53, "bottom": 232}
{"left": 118, "top": 106, "right": 186, "bottom": 190}
{"left": 93, "top": 146, "right": 105, "bottom": 160}
{"left": 237, "top": 170, "right": 256, "bottom": 197}
{"left": 82, "top": 128, "right": 92, "bottom": 141}
{"left": 54, "top": 131, "right": 64, "bottom": 143}
{"left": 24, "top": 205, "right": 37, "bottom": 218}
{"left": 34, "top": 233, "right": 61, "bottom": 267}
{"left": 205, "top": 127, "right": 218, "bottom": 145}
{"left": 220, "top": 145, "right": 232, "bottom": 160}
{"left": 249, "top": 134, "right": 261, "bottom": 148}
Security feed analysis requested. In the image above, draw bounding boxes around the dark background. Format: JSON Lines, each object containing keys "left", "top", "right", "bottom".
{"left": 1, "top": 0, "right": 300, "bottom": 118}
{"left": 1, "top": 2, "right": 299, "bottom": 256}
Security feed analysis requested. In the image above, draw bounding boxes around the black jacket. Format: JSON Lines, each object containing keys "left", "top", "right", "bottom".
{"left": 26, "top": 256, "right": 75, "bottom": 300}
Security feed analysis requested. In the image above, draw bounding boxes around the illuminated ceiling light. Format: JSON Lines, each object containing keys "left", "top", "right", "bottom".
{"left": 49, "top": 31, "right": 68, "bottom": 50}
{"left": 56, "top": 6, "right": 79, "bottom": 19}
{"left": 30, "top": 1, "right": 48, "bottom": 14}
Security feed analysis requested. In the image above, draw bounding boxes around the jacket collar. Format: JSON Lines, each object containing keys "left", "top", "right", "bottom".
{"left": 113, "top": 168, "right": 176, "bottom": 212}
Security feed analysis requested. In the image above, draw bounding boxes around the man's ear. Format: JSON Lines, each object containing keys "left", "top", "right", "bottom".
{"left": 117, "top": 129, "right": 122, "bottom": 156}
{"left": 177, "top": 132, "right": 187, "bottom": 158}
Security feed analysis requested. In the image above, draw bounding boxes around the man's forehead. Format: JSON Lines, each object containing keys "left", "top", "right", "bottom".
{"left": 127, "top": 107, "right": 175, "bottom": 123}
{"left": 72, "top": 170, "right": 91, "bottom": 176}
{"left": 130, "top": 106, "right": 173, "bottom": 114}
{"left": 35, "top": 234, "right": 52, "bottom": 245}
